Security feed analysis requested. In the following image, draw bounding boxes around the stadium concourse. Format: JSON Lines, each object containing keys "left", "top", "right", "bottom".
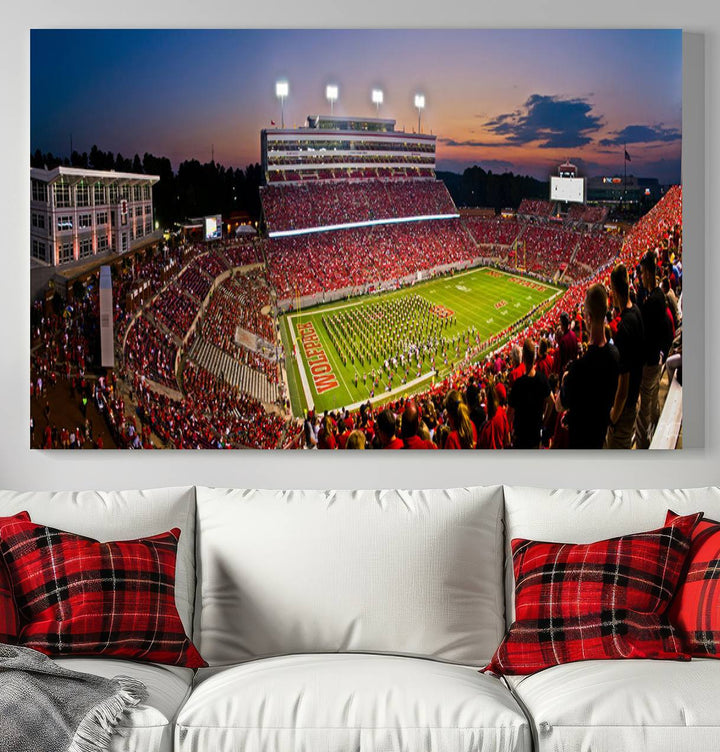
{"left": 30, "top": 181, "right": 681, "bottom": 450}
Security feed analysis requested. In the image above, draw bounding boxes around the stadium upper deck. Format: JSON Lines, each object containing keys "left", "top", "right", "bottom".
{"left": 261, "top": 115, "right": 437, "bottom": 184}
{"left": 260, "top": 115, "right": 458, "bottom": 237}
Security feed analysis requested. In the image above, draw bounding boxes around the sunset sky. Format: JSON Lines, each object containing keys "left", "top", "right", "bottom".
{"left": 31, "top": 29, "right": 682, "bottom": 183}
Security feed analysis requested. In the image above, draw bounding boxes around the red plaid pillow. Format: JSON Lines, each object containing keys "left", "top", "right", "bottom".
{"left": 0, "top": 515, "right": 206, "bottom": 667}
{"left": 666, "top": 510, "right": 720, "bottom": 657}
{"left": 484, "top": 512, "right": 701, "bottom": 676}
{"left": 0, "top": 512, "right": 31, "bottom": 643}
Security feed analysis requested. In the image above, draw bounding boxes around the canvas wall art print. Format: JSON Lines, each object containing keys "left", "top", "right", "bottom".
{"left": 29, "top": 29, "right": 683, "bottom": 450}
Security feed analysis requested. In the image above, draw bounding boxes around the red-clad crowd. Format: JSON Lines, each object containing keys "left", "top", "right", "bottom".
{"left": 261, "top": 179, "right": 457, "bottom": 233}
{"left": 221, "top": 240, "right": 263, "bottom": 268}
{"left": 266, "top": 219, "right": 475, "bottom": 299}
{"left": 564, "top": 232, "right": 623, "bottom": 283}
{"left": 518, "top": 199, "right": 554, "bottom": 217}
{"left": 149, "top": 283, "right": 200, "bottom": 338}
{"left": 177, "top": 263, "right": 212, "bottom": 302}
{"left": 123, "top": 315, "right": 179, "bottom": 389}
{"left": 462, "top": 217, "right": 523, "bottom": 247}
{"left": 519, "top": 225, "right": 581, "bottom": 274}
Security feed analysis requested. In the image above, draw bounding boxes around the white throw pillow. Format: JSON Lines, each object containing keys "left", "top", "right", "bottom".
{"left": 195, "top": 487, "right": 505, "bottom": 667}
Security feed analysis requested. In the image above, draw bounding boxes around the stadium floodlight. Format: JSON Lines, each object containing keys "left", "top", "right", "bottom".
{"left": 414, "top": 93, "right": 425, "bottom": 133}
{"left": 372, "top": 88, "right": 383, "bottom": 116}
{"left": 326, "top": 84, "right": 339, "bottom": 116}
{"left": 275, "top": 80, "right": 289, "bottom": 128}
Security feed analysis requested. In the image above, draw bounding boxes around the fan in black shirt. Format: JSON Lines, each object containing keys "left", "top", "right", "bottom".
{"left": 508, "top": 338, "right": 550, "bottom": 449}
{"left": 559, "top": 284, "right": 620, "bottom": 448}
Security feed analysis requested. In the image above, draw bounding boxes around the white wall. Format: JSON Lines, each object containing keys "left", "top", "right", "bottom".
{"left": 0, "top": 1, "right": 716, "bottom": 491}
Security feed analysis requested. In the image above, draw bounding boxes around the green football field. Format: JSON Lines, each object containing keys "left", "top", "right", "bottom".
{"left": 280, "top": 266, "right": 562, "bottom": 415}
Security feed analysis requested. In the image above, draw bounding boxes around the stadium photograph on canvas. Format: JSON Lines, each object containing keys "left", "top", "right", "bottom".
{"left": 29, "top": 29, "right": 683, "bottom": 450}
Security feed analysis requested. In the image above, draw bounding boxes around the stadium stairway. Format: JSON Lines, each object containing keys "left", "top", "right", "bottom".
{"left": 187, "top": 337, "right": 279, "bottom": 405}
{"left": 558, "top": 237, "right": 582, "bottom": 283}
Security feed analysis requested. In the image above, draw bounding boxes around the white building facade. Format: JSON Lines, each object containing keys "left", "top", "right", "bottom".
{"left": 30, "top": 166, "right": 160, "bottom": 267}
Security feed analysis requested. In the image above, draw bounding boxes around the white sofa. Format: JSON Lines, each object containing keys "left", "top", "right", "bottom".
{"left": 1, "top": 485, "right": 719, "bottom": 752}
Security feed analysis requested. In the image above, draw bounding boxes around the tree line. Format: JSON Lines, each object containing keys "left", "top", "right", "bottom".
{"left": 438, "top": 166, "right": 549, "bottom": 210}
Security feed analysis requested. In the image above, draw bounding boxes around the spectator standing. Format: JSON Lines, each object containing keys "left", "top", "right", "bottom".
{"left": 605, "top": 263, "right": 645, "bottom": 449}
{"left": 635, "top": 251, "right": 673, "bottom": 448}
{"left": 557, "top": 284, "right": 620, "bottom": 448}
{"left": 507, "top": 339, "right": 550, "bottom": 449}
{"left": 477, "top": 384, "right": 511, "bottom": 449}
{"left": 555, "top": 312, "right": 578, "bottom": 377}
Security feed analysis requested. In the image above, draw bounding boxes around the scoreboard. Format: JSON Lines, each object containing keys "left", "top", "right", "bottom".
{"left": 550, "top": 176, "right": 586, "bottom": 204}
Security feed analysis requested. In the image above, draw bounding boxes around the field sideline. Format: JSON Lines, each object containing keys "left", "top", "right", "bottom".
{"left": 280, "top": 266, "right": 562, "bottom": 415}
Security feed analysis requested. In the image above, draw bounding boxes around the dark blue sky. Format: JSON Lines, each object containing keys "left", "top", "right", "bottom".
{"left": 31, "top": 29, "right": 682, "bottom": 182}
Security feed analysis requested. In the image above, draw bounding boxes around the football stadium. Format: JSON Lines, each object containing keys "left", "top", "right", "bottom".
{"left": 30, "top": 108, "right": 683, "bottom": 451}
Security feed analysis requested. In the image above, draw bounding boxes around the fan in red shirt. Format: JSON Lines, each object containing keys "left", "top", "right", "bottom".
{"left": 535, "top": 338, "right": 554, "bottom": 380}
{"left": 400, "top": 402, "right": 437, "bottom": 449}
{"left": 317, "top": 414, "right": 337, "bottom": 450}
{"left": 375, "top": 408, "right": 404, "bottom": 449}
{"left": 477, "top": 383, "right": 511, "bottom": 449}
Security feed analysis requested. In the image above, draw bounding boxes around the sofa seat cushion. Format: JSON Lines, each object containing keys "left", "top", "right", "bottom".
{"left": 55, "top": 657, "right": 193, "bottom": 752}
{"left": 506, "top": 658, "right": 720, "bottom": 752}
{"left": 176, "top": 654, "right": 531, "bottom": 752}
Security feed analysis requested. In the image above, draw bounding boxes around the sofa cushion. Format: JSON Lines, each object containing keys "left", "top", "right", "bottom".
{"left": 505, "top": 658, "right": 720, "bottom": 752}
{"left": 667, "top": 511, "right": 720, "bottom": 657}
{"left": 486, "top": 513, "right": 699, "bottom": 675}
{"left": 195, "top": 487, "right": 505, "bottom": 667}
{"left": 0, "top": 512, "right": 30, "bottom": 642}
{"left": 0, "top": 516, "right": 205, "bottom": 667}
{"left": 502, "top": 486, "right": 720, "bottom": 622}
{"left": 0, "top": 488, "right": 196, "bottom": 639}
{"left": 55, "top": 657, "right": 193, "bottom": 752}
{"left": 176, "top": 654, "right": 531, "bottom": 752}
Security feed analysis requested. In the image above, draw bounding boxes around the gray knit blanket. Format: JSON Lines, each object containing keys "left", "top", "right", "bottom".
{"left": 0, "top": 644, "right": 147, "bottom": 752}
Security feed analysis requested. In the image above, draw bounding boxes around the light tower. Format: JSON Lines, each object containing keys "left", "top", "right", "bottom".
{"left": 414, "top": 93, "right": 425, "bottom": 134}
{"left": 326, "top": 84, "right": 338, "bottom": 116}
{"left": 275, "top": 80, "right": 288, "bottom": 128}
{"left": 372, "top": 88, "right": 383, "bottom": 116}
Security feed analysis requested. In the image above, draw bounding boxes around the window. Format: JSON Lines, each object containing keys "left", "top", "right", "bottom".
{"left": 58, "top": 242, "right": 74, "bottom": 264}
{"left": 145, "top": 220, "right": 152, "bottom": 235}
{"left": 144, "top": 204, "right": 152, "bottom": 215}
{"left": 31, "top": 239, "right": 47, "bottom": 262}
{"left": 57, "top": 215, "right": 73, "bottom": 232}
{"left": 133, "top": 185, "right": 142, "bottom": 202}
{"left": 109, "top": 185, "right": 119, "bottom": 203}
{"left": 76, "top": 183, "right": 90, "bottom": 207}
{"left": 31, "top": 180, "right": 48, "bottom": 203}
{"left": 119, "top": 185, "right": 130, "bottom": 200}
{"left": 143, "top": 184, "right": 150, "bottom": 200}
{"left": 135, "top": 223, "right": 143, "bottom": 239}
{"left": 121, "top": 233, "right": 128, "bottom": 252}
{"left": 94, "top": 183, "right": 106, "bottom": 205}
{"left": 79, "top": 237, "right": 93, "bottom": 258}
{"left": 97, "top": 234, "right": 109, "bottom": 252}
{"left": 96, "top": 211, "right": 108, "bottom": 226}
{"left": 78, "top": 213, "right": 92, "bottom": 229}
{"left": 54, "top": 183, "right": 71, "bottom": 208}
{"left": 31, "top": 212, "right": 46, "bottom": 229}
